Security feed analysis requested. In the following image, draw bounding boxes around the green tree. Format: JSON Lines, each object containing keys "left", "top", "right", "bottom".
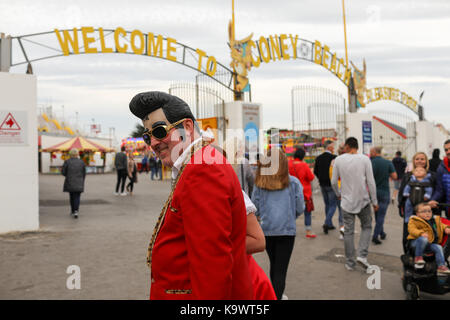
{"left": 130, "top": 123, "right": 146, "bottom": 138}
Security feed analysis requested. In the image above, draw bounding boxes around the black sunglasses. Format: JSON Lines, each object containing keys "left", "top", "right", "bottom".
{"left": 142, "top": 118, "right": 187, "bottom": 145}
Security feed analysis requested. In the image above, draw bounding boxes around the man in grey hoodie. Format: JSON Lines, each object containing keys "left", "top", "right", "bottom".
{"left": 114, "top": 146, "right": 128, "bottom": 195}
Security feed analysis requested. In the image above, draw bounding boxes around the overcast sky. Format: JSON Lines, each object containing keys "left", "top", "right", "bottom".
{"left": 1, "top": 0, "right": 449, "bottom": 141}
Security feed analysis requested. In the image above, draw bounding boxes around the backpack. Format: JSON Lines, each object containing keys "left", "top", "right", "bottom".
{"left": 407, "top": 180, "right": 431, "bottom": 206}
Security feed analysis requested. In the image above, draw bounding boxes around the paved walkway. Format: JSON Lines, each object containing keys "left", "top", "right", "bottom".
{"left": 1, "top": 173, "right": 448, "bottom": 300}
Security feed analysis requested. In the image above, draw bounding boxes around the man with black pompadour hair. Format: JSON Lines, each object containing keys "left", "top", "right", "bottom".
{"left": 129, "top": 91, "right": 253, "bottom": 300}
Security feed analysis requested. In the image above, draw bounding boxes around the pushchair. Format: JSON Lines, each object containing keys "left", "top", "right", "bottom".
{"left": 401, "top": 205, "right": 450, "bottom": 300}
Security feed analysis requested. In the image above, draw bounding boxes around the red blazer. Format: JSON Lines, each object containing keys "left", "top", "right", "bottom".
{"left": 247, "top": 255, "right": 276, "bottom": 300}
{"left": 149, "top": 145, "right": 253, "bottom": 300}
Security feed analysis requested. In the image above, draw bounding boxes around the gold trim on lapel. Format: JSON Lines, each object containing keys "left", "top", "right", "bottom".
{"left": 165, "top": 289, "right": 192, "bottom": 294}
{"left": 146, "top": 139, "right": 211, "bottom": 270}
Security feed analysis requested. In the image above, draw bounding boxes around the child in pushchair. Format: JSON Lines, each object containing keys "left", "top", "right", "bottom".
{"left": 407, "top": 202, "right": 450, "bottom": 275}
{"left": 401, "top": 202, "right": 450, "bottom": 299}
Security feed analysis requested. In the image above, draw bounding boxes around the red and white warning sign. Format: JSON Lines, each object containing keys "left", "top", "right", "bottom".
{"left": 0, "top": 113, "right": 22, "bottom": 130}
{"left": 0, "top": 111, "right": 27, "bottom": 145}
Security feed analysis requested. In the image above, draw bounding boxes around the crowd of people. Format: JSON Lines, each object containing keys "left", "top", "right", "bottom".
{"left": 138, "top": 152, "right": 163, "bottom": 180}
{"left": 112, "top": 147, "right": 165, "bottom": 197}
{"left": 60, "top": 89, "right": 450, "bottom": 299}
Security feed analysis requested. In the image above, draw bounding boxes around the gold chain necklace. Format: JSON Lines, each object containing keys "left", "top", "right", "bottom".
{"left": 146, "top": 139, "right": 210, "bottom": 269}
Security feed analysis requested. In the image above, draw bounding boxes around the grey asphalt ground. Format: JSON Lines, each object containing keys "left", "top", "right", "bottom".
{"left": 1, "top": 172, "right": 449, "bottom": 300}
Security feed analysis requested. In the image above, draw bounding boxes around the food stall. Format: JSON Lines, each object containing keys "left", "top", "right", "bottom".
{"left": 42, "top": 136, "right": 114, "bottom": 174}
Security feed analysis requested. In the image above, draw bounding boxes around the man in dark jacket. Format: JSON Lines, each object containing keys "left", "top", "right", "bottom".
{"left": 370, "top": 147, "right": 397, "bottom": 244}
{"left": 114, "top": 146, "right": 128, "bottom": 195}
{"left": 429, "top": 148, "right": 442, "bottom": 173}
{"left": 430, "top": 139, "right": 450, "bottom": 218}
{"left": 392, "top": 151, "right": 407, "bottom": 203}
{"left": 62, "top": 149, "right": 86, "bottom": 219}
{"left": 314, "top": 140, "right": 337, "bottom": 234}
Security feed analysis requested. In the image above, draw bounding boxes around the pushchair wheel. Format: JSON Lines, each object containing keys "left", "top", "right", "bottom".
{"left": 406, "top": 282, "right": 419, "bottom": 300}
{"left": 402, "top": 275, "right": 407, "bottom": 292}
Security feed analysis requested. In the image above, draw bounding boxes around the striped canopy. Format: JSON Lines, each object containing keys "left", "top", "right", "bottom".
{"left": 43, "top": 136, "right": 114, "bottom": 152}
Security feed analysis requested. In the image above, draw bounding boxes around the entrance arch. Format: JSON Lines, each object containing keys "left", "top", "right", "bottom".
{"left": 4, "top": 28, "right": 235, "bottom": 92}
{"left": 363, "top": 87, "right": 422, "bottom": 119}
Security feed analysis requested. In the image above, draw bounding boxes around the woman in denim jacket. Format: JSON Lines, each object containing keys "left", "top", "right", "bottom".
{"left": 251, "top": 148, "right": 304, "bottom": 300}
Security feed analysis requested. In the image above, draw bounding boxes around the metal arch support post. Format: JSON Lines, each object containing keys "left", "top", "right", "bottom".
{"left": 348, "top": 77, "right": 357, "bottom": 113}
{"left": 17, "top": 37, "right": 33, "bottom": 73}
{"left": 0, "top": 33, "right": 12, "bottom": 72}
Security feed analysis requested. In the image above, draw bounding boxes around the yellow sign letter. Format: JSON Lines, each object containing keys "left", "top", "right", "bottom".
{"left": 99, "top": 28, "right": 113, "bottom": 53}
{"left": 279, "top": 34, "right": 290, "bottom": 60}
{"left": 130, "top": 30, "right": 145, "bottom": 55}
{"left": 206, "top": 56, "right": 217, "bottom": 76}
{"left": 114, "top": 27, "right": 128, "bottom": 53}
{"left": 269, "top": 35, "right": 282, "bottom": 61}
{"left": 147, "top": 33, "right": 164, "bottom": 57}
{"left": 258, "top": 37, "right": 271, "bottom": 63}
{"left": 166, "top": 37, "right": 177, "bottom": 62}
{"left": 81, "top": 27, "right": 98, "bottom": 54}
{"left": 322, "top": 45, "right": 331, "bottom": 70}
{"left": 54, "top": 28, "right": 80, "bottom": 56}
{"left": 196, "top": 48, "right": 207, "bottom": 71}
{"left": 248, "top": 40, "right": 261, "bottom": 67}
{"left": 313, "top": 40, "right": 322, "bottom": 65}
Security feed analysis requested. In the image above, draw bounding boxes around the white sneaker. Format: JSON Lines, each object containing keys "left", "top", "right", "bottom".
{"left": 281, "top": 294, "right": 289, "bottom": 300}
{"left": 339, "top": 234, "right": 344, "bottom": 240}
{"left": 345, "top": 263, "right": 355, "bottom": 271}
{"left": 120, "top": 192, "right": 127, "bottom": 196}
{"left": 114, "top": 192, "right": 119, "bottom": 196}
{"left": 356, "top": 256, "right": 371, "bottom": 270}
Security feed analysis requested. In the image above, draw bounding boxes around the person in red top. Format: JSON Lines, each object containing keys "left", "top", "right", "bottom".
{"left": 289, "top": 148, "right": 316, "bottom": 238}
{"left": 129, "top": 91, "right": 253, "bottom": 300}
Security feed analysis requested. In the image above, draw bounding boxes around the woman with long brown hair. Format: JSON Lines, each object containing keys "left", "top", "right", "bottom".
{"left": 251, "top": 148, "right": 304, "bottom": 300}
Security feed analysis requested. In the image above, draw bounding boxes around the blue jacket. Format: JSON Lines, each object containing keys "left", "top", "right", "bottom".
{"left": 403, "top": 174, "right": 433, "bottom": 201}
{"left": 403, "top": 173, "right": 433, "bottom": 222}
{"left": 432, "top": 161, "right": 450, "bottom": 206}
{"left": 251, "top": 176, "right": 305, "bottom": 236}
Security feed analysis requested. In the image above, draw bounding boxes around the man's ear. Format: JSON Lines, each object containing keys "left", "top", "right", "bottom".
{"left": 183, "top": 118, "right": 195, "bottom": 139}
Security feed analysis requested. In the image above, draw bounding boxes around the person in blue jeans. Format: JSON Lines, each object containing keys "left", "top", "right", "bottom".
{"left": 330, "top": 143, "right": 346, "bottom": 239}
{"left": 370, "top": 147, "right": 397, "bottom": 244}
{"left": 314, "top": 140, "right": 338, "bottom": 234}
{"left": 407, "top": 203, "right": 450, "bottom": 275}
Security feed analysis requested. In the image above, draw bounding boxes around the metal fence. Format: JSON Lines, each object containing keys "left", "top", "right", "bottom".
{"left": 291, "top": 86, "right": 346, "bottom": 150}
